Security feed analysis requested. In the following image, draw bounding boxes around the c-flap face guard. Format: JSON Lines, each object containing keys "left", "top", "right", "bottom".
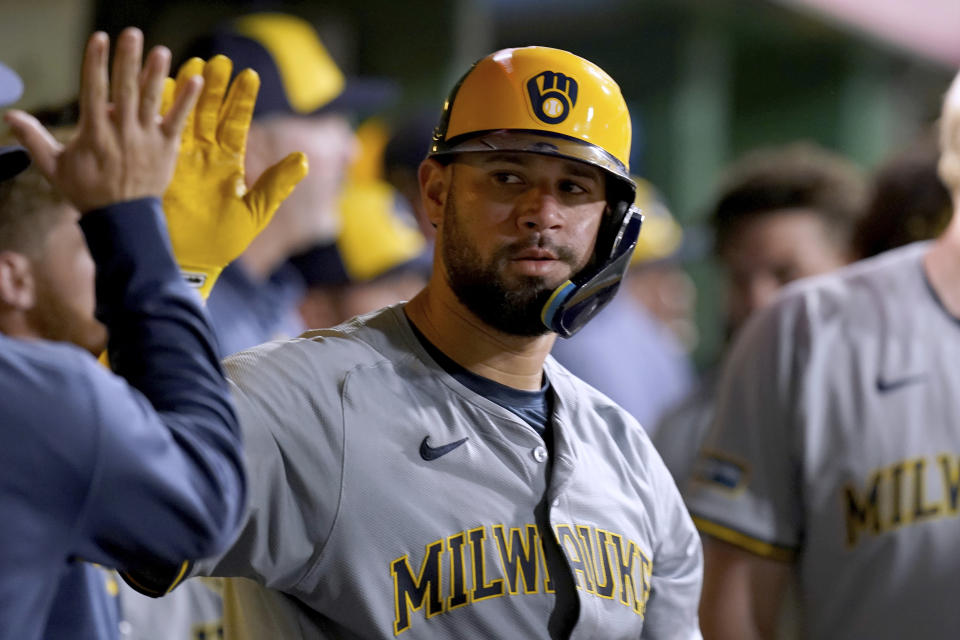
{"left": 541, "top": 204, "right": 644, "bottom": 338}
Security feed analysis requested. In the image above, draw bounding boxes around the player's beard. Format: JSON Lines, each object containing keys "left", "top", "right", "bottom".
{"left": 441, "top": 189, "right": 581, "bottom": 337}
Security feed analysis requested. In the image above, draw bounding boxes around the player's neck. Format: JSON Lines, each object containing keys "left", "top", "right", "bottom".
{"left": 405, "top": 284, "right": 555, "bottom": 392}
{"left": 925, "top": 207, "right": 960, "bottom": 319}
{"left": 0, "top": 312, "right": 42, "bottom": 343}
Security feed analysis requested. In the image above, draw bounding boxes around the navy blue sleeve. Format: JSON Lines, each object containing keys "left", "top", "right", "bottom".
{"left": 70, "top": 198, "right": 245, "bottom": 569}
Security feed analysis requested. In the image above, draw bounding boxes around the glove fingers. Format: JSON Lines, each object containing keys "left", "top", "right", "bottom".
{"left": 173, "top": 57, "right": 205, "bottom": 148}
{"left": 196, "top": 55, "right": 232, "bottom": 144}
{"left": 217, "top": 68, "right": 259, "bottom": 155}
{"left": 244, "top": 151, "right": 309, "bottom": 227}
{"left": 160, "top": 74, "right": 203, "bottom": 141}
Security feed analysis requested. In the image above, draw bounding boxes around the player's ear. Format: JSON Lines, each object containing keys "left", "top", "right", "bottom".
{"left": 418, "top": 158, "right": 451, "bottom": 229}
{"left": 0, "top": 251, "right": 35, "bottom": 310}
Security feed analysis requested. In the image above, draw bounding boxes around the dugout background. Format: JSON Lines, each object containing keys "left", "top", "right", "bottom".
{"left": 1, "top": 0, "right": 956, "bottom": 368}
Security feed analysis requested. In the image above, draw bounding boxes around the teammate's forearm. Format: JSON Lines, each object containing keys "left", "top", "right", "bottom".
{"left": 699, "top": 538, "right": 787, "bottom": 640}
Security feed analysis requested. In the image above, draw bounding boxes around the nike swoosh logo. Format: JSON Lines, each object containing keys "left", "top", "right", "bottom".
{"left": 876, "top": 373, "right": 927, "bottom": 393}
{"left": 419, "top": 436, "right": 469, "bottom": 461}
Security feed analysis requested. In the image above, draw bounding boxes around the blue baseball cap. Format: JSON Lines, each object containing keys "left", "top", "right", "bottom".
{"left": 0, "top": 61, "right": 30, "bottom": 183}
{"left": 0, "top": 62, "right": 23, "bottom": 107}
{"left": 181, "top": 13, "right": 396, "bottom": 119}
{"left": 0, "top": 147, "right": 29, "bottom": 182}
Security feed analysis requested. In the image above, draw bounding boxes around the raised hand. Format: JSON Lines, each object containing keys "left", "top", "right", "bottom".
{"left": 4, "top": 28, "right": 202, "bottom": 213}
{"left": 160, "top": 54, "right": 308, "bottom": 298}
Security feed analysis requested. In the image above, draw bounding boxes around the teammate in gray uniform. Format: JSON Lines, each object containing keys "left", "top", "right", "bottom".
{"left": 125, "top": 46, "right": 703, "bottom": 639}
{"left": 688, "top": 69, "right": 960, "bottom": 639}
{"left": 653, "top": 143, "right": 866, "bottom": 487}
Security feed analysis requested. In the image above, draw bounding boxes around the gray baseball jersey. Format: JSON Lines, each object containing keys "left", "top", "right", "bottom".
{"left": 651, "top": 374, "right": 717, "bottom": 489}
{"left": 686, "top": 242, "right": 960, "bottom": 639}
{"left": 186, "top": 304, "right": 702, "bottom": 639}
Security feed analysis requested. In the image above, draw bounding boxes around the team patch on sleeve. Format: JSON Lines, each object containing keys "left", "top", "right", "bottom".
{"left": 691, "top": 450, "right": 749, "bottom": 492}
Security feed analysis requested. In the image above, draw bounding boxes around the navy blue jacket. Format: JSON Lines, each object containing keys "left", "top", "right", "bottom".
{"left": 0, "top": 199, "right": 245, "bottom": 639}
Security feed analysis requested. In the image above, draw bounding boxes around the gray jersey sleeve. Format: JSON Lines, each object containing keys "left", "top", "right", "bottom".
{"left": 651, "top": 377, "right": 716, "bottom": 489}
{"left": 684, "top": 293, "right": 808, "bottom": 560}
{"left": 192, "top": 338, "right": 347, "bottom": 589}
{"left": 642, "top": 450, "right": 704, "bottom": 639}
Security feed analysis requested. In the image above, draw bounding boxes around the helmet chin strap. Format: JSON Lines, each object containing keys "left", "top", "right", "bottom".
{"left": 540, "top": 204, "right": 643, "bottom": 338}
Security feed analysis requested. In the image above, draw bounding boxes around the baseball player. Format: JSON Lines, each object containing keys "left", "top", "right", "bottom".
{"left": 853, "top": 134, "right": 952, "bottom": 259}
{"left": 653, "top": 143, "right": 866, "bottom": 487}
{"left": 0, "top": 29, "right": 246, "bottom": 640}
{"left": 123, "top": 46, "right": 703, "bottom": 639}
{"left": 1, "top": 29, "right": 306, "bottom": 639}
{"left": 687, "top": 69, "right": 960, "bottom": 639}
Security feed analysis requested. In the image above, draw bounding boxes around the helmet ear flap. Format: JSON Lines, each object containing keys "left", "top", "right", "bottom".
{"left": 541, "top": 201, "right": 643, "bottom": 338}
{"left": 594, "top": 183, "right": 635, "bottom": 262}
{"left": 588, "top": 202, "right": 622, "bottom": 271}
{"left": 590, "top": 174, "right": 638, "bottom": 266}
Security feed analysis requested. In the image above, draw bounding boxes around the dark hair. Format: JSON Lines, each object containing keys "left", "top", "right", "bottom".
{"left": 853, "top": 136, "right": 951, "bottom": 258}
{"left": 32, "top": 100, "right": 80, "bottom": 128}
{"left": 711, "top": 143, "right": 867, "bottom": 255}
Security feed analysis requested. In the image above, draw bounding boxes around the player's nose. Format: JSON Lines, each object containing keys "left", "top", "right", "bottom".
{"left": 516, "top": 186, "right": 562, "bottom": 232}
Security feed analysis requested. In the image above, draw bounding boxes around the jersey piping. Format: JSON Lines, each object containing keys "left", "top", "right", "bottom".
{"left": 692, "top": 516, "right": 797, "bottom": 563}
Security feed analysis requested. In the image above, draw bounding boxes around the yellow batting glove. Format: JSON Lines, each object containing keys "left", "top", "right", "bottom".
{"left": 161, "top": 55, "right": 308, "bottom": 299}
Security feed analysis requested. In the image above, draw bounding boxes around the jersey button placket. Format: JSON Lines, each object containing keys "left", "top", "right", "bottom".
{"left": 532, "top": 445, "right": 548, "bottom": 463}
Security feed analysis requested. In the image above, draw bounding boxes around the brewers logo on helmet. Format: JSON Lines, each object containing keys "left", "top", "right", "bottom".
{"left": 430, "top": 46, "right": 643, "bottom": 337}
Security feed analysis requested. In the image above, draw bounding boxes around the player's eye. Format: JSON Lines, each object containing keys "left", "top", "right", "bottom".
{"left": 559, "top": 179, "right": 589, "bottom": 195}
{"left": 491, "top": 171, "right": 524, "bottom": 185}
{"left": 773, "top": 264, "right": 799, "bottom": 285}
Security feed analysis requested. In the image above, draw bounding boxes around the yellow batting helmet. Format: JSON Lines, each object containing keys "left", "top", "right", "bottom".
{"left": 430, "top": 46, "right": 633, "bottom": 195}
